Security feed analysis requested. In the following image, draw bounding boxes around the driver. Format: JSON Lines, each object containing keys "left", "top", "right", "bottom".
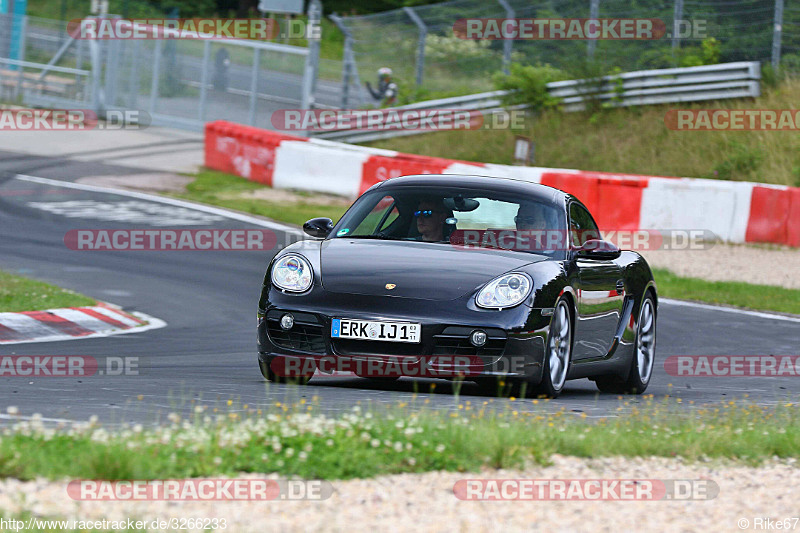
{"left": 414, "top": 198, "right": 452, "bottom": 242}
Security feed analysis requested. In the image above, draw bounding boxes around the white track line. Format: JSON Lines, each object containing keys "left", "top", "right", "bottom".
{"left": 661, "top": 298, "right": 800, "bottom": 323}
{"left": 0, "top": 414, "right": 74, "bottom": 424}
{"left": 14, "top": 175, "right": 800, "bottom": 325}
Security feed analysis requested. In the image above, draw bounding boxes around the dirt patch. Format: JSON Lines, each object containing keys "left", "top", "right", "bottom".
{"left": 223, "top": 187, "right": 352, "bottom": 206}
{"left": 76, "top": 174, "right": 194, "bottom": 194}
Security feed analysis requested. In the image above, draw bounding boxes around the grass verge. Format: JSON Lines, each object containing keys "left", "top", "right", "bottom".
{"left": 0, "top": 270, "right": 96, "bottom": 313}
{"left": 1, "top": 398, "right": 798, "bottom": 481}
{"left": 173, "top": 170, "right": 350, "bottom": 227}
{"left": 652, "top": 268, "right": 800, "bottom": 316}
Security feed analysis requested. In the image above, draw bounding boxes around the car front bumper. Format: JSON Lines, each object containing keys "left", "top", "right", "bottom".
{"left": 257, "top": 292, "right": 553, "bottom": 382}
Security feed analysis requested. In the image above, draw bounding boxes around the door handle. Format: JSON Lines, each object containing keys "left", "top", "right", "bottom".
{"left": 615, "top": 280, "right": 625, "bottom": 294}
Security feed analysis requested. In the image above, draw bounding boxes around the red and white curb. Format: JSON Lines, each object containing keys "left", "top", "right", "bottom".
{"left": 0, "top": 303, "right": 166, "bottom": 345}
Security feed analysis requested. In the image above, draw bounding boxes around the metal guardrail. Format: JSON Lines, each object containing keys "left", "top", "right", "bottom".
{"left": 314, "top": 61, "right": 761, "bottom": 144}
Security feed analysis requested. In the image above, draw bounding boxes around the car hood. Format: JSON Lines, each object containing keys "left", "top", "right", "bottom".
{"left": 319, "top": 238, "right": 544, "bottom": 301}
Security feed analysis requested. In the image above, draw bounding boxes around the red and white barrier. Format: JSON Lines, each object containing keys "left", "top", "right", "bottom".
{"left": 205, "top": 121, "right": 800, "bottom": 247}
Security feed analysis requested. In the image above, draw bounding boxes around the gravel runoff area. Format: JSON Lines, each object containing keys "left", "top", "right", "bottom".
{"left": 640, "top": 243, "right": 800, "bottom": 290}
{"left": 1, "top": 456, "right": 797, "bottom": 532}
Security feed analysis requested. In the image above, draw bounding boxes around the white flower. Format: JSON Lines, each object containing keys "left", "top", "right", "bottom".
{"left": 435, "top": 444, "right": 445, "bottom": 453}
{"left": 393, "top": 442, "right": 403, "bottom": 452}
{"left": 370, "top": 439, "right": 380, "bottom": 448}
{"left": 213, "top": 457, "right": 222, "bottom": 465}
{"left": 285, "top": 448, "right": 295, "bottom": 457}
{"left": 326, "top": 439, "right": 334, "bottom": 447}
{"left": 298, "top": 451, "right": 308, "bottom": 462}
{"left": 6, "top": 406, "right": 19, "bottom": 415}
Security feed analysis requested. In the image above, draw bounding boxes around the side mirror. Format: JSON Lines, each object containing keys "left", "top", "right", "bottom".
{"left": 303, "top": 217, "right": 334, "bottom": 239}
{"left": 575, "top": 239, "right": 621, "bottom": 260}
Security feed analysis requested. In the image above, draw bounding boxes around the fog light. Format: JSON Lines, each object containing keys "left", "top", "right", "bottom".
{"left": 470, "top": 330, "right": 487, "bottom": 347}
{"left": 280, "top": 313, "right": 294, "bottom": 330}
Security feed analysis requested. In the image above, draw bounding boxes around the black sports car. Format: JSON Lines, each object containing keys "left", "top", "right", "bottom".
{"left": 257, "top": 174, "right": 657, "bottom": 397}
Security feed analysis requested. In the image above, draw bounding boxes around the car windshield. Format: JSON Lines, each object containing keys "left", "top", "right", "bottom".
{"left": 331, "top": 186, "right": 567, "bottom": 257}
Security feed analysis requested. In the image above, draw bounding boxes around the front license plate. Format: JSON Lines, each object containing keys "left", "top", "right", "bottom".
{"left": 331, "top": 319, "right": 421, "bottom": 343}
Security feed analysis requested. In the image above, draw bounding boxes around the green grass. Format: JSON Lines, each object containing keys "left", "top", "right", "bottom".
{"left": 652, "top": 268, "right": 800, "bottom": 315}
{"left": 1, "top": 398, "right": 798, "bottom": 482}
{"left": 174, "top": 170, "right": 350, "bottom": 227}
{"left": 0, "top": 270, "right": 96, "bottom": 313}
{"left": 366, "top": 77, "right": 800, "bottom": 187}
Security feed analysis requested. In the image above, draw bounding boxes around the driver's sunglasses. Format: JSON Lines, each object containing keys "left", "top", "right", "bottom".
{"left": 515, "top": 215, "right": 542, "bottom": 224}
{"left": 414, "top": 210, "right": 438, "bottom": 218}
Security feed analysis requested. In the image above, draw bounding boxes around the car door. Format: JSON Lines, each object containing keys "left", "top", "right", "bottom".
{"left": 569, "top": 202, "right": 624, "bottom": 360}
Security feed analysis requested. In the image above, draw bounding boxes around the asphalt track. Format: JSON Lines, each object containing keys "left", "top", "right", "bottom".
{"left": 0, "top": 157, "right": 798, "bottom": 426}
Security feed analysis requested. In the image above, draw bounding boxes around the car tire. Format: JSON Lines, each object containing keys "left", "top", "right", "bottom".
{"left": 595, "top": 293, "right": 656, "bottom": 394}
{"left": 530, "top": 298, "right": 573, "bottom": 398}
{"left": 258, "top": 355, "right": 316, "bottom": 385}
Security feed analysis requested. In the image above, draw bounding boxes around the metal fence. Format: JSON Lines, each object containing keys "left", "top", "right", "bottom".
{"left": 336, "top": 0, "right": 799, "bottom": 102}
{"left": 314, "top": 61, "right": 762, "bottom": 143}
{"left": 0, "top": 13, "right": 322, "bottom": 131}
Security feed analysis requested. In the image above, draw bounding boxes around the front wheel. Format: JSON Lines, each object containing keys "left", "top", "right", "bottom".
{"left": 596, "top": 294, "right": 656, "bottom": 394}
{"left": 530, "top": 298, "right": 573, "bottom": 398}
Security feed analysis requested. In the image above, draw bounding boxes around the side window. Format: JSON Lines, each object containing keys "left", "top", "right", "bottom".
{"left": 569, "top": 203, "right": 600, "bottom": 247}
{"left": 350, "top": 196, "right": 396, "bottom": 236}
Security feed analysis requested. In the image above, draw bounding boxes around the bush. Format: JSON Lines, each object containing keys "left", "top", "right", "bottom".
{"left": 492, "top": 63, "right": 568, "bottom": 111}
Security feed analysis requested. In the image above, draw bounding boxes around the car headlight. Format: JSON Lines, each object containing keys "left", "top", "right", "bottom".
{"left": 271, "top": 254, "right": 313, "bottom": 293}
{"left": 476, "top": 273, "right": 532, "bottom": 309}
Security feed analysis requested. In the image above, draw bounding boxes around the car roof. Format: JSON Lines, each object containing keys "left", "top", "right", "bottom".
{"left": 373, "top": 174, "right": 571, "bottom": 206}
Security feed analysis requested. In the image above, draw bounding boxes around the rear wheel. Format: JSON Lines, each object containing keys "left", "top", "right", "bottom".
{"left": 530, "top": 298, "right": 573, "bottom": 398}
{"left": 595, "top": 294, "right": 656, "bottom": 394}
{"left": 259, "top": 355, "right": 316, "bottom": 385}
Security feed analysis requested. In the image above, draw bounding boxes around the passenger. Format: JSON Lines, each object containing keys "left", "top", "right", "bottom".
{"left": 515, "top": 203, "right": 552, "bottom": 251}
{"left": 515, "top": 203, "right": 548, "bottom": 231}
